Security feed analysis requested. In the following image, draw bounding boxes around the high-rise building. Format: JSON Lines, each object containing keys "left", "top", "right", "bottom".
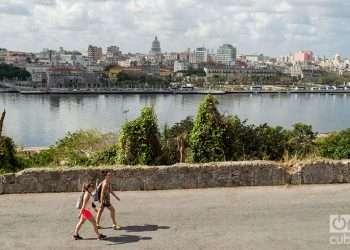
{"left": 88, "top": 45, "right": 103, "bottom": 62}
{"left": 106, "top": 46, "right": 121, "bottom": 65}
{"left": 216, "top": 44, "right": 236, "bottom": 65}
{"left": 0, "top": 48, "right": 7, "bottom": 63}
{"left": 107, "top": 46, "right": 120, "bottom": 55}
{"left": 195, "top": 47, "right": 208, "bottom": 64}
{"left": 150, "top": 36, "right": 161, "bottom": 55}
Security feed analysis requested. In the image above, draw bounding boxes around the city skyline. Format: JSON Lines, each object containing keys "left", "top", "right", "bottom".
{"left": 0, "top": 1, "right": 350, "bottom": 56}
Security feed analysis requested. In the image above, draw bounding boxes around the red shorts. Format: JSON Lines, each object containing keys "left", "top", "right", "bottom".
{"left": 82, "top": 209, "right": 93, "bottom": 220}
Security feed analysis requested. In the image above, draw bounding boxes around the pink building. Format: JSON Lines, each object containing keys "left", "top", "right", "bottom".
{"left": 293, "top": 50, "right": 314, "bottom": 63}
{"left": 5, "top": 51, "right": 31, "bottom": 65}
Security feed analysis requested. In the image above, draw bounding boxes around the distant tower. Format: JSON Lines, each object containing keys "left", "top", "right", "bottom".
{"left": 150, "top": 36, "right": 161, "bottom": 55}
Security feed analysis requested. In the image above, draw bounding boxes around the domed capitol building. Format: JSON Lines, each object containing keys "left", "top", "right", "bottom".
{"left": 150, "top": 36, "right": 161, "bottom": 55}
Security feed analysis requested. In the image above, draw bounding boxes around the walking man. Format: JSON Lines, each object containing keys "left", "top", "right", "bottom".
{"left": 96, "top": 171, "right": 121, "bottom": 230}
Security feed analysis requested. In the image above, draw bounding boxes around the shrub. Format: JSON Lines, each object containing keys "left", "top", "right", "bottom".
{"left": 190, "top": 95, "right": 226, "bottom": 163}
{"left": 317, "top": 129, "right": 350, "bottom": 159}
{"left": 0, "top": 136, "right": 22, "bottom": 173}
{"left": 254, "top": 124, "right": 289, "bottom": 160}
{"left": 117, "top": 107, "right": 162, "bottom": 165}
{"left": 89, "top": 144, "right": 119, "bottom": 165}
{"left": 26, "top": 130, "right": 117, "bottom": 167}
{"left": 26, "top": 149, "right": 55, "bottom": 167}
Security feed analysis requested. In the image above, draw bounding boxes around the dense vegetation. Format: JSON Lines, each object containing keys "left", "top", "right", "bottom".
{"left": 317, "top": 73, "right": 350, "bottom": 85}
{"left": 3, "top": 95, "right": 350, "bottom": 174}
{"left": 317, "top": 129, "right": 350, "bottom": 159}
{"left": 18, "top": 130, "right": 118, "bottom": 168}
{"left": 0, "top": 63, "right": 31, "bottom": 81}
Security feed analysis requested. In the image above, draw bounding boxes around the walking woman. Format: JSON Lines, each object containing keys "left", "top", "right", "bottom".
{"left": 73, "top": 183, "right": 107, "bottom": 240}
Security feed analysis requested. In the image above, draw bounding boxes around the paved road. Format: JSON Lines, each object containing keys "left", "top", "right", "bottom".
{"left": 1, "top": 185, "right": 350, "bottom": 250}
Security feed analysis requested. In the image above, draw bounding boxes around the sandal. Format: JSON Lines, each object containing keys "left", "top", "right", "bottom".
{"left": 98, "top": 234, "right": 107, "bottom": 240}
{"left": 73, "top": 234, "right": 83, "bottom": 240}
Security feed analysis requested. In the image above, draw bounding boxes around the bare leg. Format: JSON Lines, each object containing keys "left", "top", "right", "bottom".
{"left": 96, "top": 206, "right": 104, "bottom": 226}
{"left": 74, "top": 217, "right": 86, "bottom": 235}
{"left": 108, "top": 205, "right": 117, "bottom": 225}
{"left": 87, "top": 216, "right": 100, "bottom": 237}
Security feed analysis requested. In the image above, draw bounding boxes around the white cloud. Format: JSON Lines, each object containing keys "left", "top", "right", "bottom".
{"left": 0, "top": 0, "right": 349, "bottom": 56}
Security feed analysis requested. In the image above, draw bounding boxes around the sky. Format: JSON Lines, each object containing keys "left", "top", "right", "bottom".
{"left": 0, "top": 0, "right": 349, "bottom": 57}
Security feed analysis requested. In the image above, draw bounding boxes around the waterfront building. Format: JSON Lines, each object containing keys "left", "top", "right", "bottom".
{"left": 46, "top": 67, "right": 102, "bottom": 89}
{"left": 195, "top": 47, "right": 208, "bottom": 64}
{"left": 25, "top": 65, "right": 50, "bottom": 86}
{"left": 216, "top": 44, "right": 237, "bottom": 65}
{"left": 204, "top": 65, "right": 282, "bottom": 82}
{"left": 88, "top": 45, "right": 103, "bottom": 62}
{"left": 47, "top": 67, "right": 83, "bottom": 88}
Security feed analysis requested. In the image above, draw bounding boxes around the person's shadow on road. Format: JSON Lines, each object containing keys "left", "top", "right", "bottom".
{"left": 105, "top": 235, "right": 152, "bottom": 245}
{"left": 121, "top": 224, "right": 170, "bottom": 232}
{"left": 101, "top": 224, "right": 170, "bottom": 245}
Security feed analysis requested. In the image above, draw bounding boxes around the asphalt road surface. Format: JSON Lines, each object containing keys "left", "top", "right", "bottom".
{"left": 1, "top": 185, "right": 350, "bottom": 250}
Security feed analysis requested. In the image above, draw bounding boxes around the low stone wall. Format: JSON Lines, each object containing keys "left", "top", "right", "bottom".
{"left": 1, "top": 160, "right": 350, "bottom": 194}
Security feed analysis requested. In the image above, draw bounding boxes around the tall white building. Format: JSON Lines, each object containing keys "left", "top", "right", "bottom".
{"left": 216, "top": 44, "right": 236, "bottom": 65}
{"left": 195, "top": 47, "right": 208, "bottom": 64}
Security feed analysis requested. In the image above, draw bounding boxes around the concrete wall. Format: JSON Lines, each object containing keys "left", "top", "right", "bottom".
{"left": 1, "top": 160, "right": 350, "bottom": 194}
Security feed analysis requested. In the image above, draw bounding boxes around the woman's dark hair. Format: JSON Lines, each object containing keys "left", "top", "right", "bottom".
{"left": 102, "top": 170, "right": 112, "bottom": 177}
{"left": 82, "top": 183, "right": 94, "bottom": 192}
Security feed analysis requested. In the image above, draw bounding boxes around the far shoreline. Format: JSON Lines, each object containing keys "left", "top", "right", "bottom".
{"left": 2, "top": 88, "right": 350, "bottom": 95}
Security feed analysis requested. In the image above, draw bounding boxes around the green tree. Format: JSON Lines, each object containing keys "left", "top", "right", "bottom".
{"left": 0, "top": 63, "right": 30, "bottom": 81}
{"left": 117, "top": 107, "right": 162, "bottom": 165}
{"left": 190, "top": 95, "right": 226, "bottom": 163}
{"left": 161, "top": 117, "right": 193, "bottom": 164}
{"left": 287, "top": 123, "right": 316, "bottom": 158}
